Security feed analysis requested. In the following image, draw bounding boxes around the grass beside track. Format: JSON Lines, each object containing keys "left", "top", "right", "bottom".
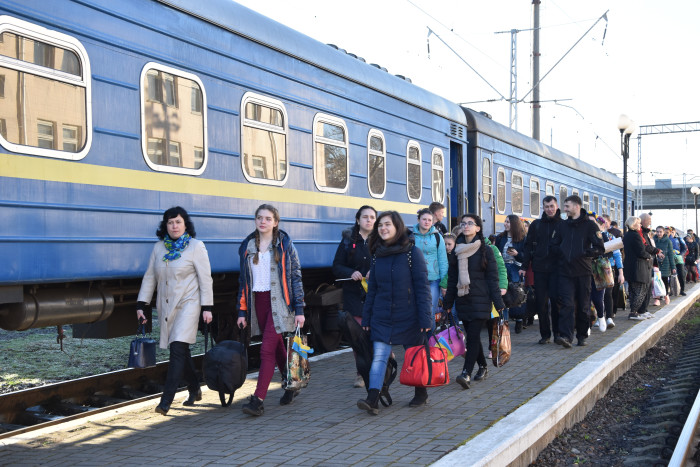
{"left": 0, "top": 313, "right": 206, "bottom": 394}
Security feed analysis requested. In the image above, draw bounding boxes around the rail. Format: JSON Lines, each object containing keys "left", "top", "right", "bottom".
{"left": 668, "top": 387, "right": 700, "bottom": 466}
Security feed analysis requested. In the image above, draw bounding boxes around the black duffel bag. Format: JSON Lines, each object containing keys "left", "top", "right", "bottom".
{"left": 203, "top": 325, "right": 247, "bottom": 407}
{"left": 503, "top": 281, "right": 527, "bottom": 309}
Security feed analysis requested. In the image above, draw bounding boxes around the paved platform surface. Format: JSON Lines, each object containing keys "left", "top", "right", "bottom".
{"left": 1, "top": 283, "right": 698, "bottom": 466}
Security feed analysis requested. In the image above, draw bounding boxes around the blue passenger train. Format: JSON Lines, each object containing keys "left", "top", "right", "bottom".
{"left": 0, "top": 0, "right": 632, "bottom": 341}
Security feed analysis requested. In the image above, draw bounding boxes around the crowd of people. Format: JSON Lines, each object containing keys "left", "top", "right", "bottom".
{"left": 135, "top": 199, "right": 699, "bottom": 417}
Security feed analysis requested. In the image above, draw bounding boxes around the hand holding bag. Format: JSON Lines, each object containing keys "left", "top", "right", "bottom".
{"left": 490, "top": 318, "right": 511, "bottom": 367}
{"left": 127, "top": 320, "right": 156, "bottom": 368}
{"left": 286, "top": 325, "right": 313, "bottom": 390}
{"left": 400, "top": 333, "right": 450, "bottom": 388}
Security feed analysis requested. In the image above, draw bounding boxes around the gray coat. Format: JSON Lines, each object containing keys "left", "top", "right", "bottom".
{"left": 137, "top": 239, "right": 214, "bottom": 349}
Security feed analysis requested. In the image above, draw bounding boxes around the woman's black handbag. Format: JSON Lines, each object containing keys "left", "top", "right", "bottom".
{"left": 503, "top": 282, "right": 527, "bottom": 308}
{"left": 127, "top": 321, "right": 156, "bottom": 368}
{"left": 203, "top": 325, "right": 247, "bottom": 407}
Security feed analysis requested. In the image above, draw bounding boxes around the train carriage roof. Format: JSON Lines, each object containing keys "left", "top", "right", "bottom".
{"left": 463, "top": 107, "right": 628, "bottom": 189}
{"left": 157, "top": 0, "right": 467, "bottom": 125}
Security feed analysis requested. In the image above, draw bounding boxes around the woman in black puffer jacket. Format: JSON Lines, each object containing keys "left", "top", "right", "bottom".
{"left": 443, "top": 214, "right": 505, "bottom": 390}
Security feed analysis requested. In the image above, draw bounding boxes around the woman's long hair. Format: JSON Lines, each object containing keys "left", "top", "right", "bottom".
{"left": 254, "top": 204, "right": 280, "bottom": 264}
{"left": 349, "top": 205, "right": 377, "bottom": 260}
{"left": 507, "top": 214, "right": 526, "bottom": 243}
{"left": 368, "top": 211, "right": 408, "bottom": 253}
{"left": 462, "top": 213, "right": 489, "bottom": 270}
{"left": 156, "top": 206, "right": 196, "bottom": 240}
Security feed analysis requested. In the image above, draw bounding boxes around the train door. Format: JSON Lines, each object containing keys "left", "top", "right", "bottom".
{"left": 479, "top": 150, "right": 495, "bottom": 236}
{"left": 449, "top": 141, "right": 465, "bottom": 229}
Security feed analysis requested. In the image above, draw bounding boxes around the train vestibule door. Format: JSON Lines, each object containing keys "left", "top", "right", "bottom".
{"left": 478, "top": 151, "right": 496, "bottom": 237}
{"left": 448, "top": 141, "right": 466, "bottom": 230}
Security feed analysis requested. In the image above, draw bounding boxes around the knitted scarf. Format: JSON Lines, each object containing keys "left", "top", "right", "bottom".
{"left": 454, "top": 240, "right": 482, "bottom": 297}
{"left": 163, "top": 232, "right": 191, "bottom": 262}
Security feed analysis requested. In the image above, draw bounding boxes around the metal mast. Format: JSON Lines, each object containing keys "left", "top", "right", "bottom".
{"left": 532, "top": 0, "right": 540, "bottom": 140}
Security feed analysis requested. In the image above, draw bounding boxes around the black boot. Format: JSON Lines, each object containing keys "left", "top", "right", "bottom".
{"left": 155, "top": 400, "right": 170, "bottom": 415}
{"left": 357, "top": 388, "right": 380, "bottom": 415}
{"left": 408, "top": 387, "right": 428, "bottom": 407}
{"left": 280, "top": 389, "right": 299, "bottom": 406}
{"left": 183, "top": 387, "right": 202, "bottom": 406}
{"left": 242, "top": 395, "right": 264, "bottom": 416}
{"left": 456, "top": 370, "right": 471, "bottom": 389}
{"left": 515, "top": 320, "right": 523, "bottom": 334}
{"left": 473, "top": 366, "right": 488, "bottom": 381}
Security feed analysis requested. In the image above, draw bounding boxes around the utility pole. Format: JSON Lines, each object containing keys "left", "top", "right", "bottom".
{"left": 495, "top": 26, "right": 537, "bottom": 131}
{"left": 532, "top": 0, "right": 541, "bottom": 141}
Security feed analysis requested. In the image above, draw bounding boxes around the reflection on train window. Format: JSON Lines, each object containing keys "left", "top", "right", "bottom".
{"left": 406, "top": 141, "right": 422, "bottom": 202}
{"left": 191, "top": 86, "right": 202, "bottom": 114}
{"left": 141, "top": 63, "right": 206, "bottom": 175}
{"left": 546, "top": 181, "right": 555, "bottom": 197}
{"left": 609, "top": 200, "right": 615, "bottom": 221}
{"left": 497, "top": 167, "right": 506, "bottom": 214}
{"left": 511, "top": 172, "right": 524, "bottom": 215}
{"left": 530, "top": 178, "right": 540, "bottom": 217}
{"left": 482, "top": 156, "right": 492, "bottom": 203}
{"left": 593, "top": 195, "right": 599, "bottom": 214}
{"left": 242, "top": 93, "right": 288, "bottom": 185}
{"left": 572, "top": 188, "right": 579, "bottom": 198}
{"left": 314, "top": 113, "right": 348, "bottom": 193}
{"left": 560, "top": 186, "right": 568, "bottom": 203}
{"left": 0, "top": 22, "right": 90, "bottom": 159}
{"left": 582, "top": 192, "right": 590, "bottom": 212}
{"left": 367, "top": 130, "right": 386, "bottom": 198}
{"left": 602, "top": 198, "right": 608, "bottom": 216}
{"left": 432, "top": 148, "right": 444, "bottom": 203}
{"left": 0, "top": 118, "right": 6, "bottom": 140}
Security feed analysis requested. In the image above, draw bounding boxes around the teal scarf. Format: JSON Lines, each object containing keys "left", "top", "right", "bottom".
{"left": 163, "top": 232, "right": 191, "bottom": 262}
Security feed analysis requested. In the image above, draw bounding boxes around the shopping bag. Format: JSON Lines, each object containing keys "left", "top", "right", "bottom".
{"left": 592, "top": 257, "right": 614, "bottom": 290}
{"left": 604, "top": 237, "right": 623, "bottom": 254}
{"left": 652, "top": 268, "right": 666, "bottom": 298}
{"left": 428, "top": 314, "right": 465, "bottom": 361}
{"left": 490, "top": 319, "right": 511, "bottom": 367}
{"left": 400, "top": 337, "right": 449, "bottom": 388}
{"left": 669, "top": 274, "right": 680, "bottom": 296}
{"left": 127, "top": 321, "right": 156, "bottom": 368}
{"left": 286, "top": 326, "right": 312, "bottom": 390}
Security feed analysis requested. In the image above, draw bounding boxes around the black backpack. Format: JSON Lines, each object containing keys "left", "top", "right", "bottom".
{"left": 202, "top": 326, "right": 247, "bottom": 407}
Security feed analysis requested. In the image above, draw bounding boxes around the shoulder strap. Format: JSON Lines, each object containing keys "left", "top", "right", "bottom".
{"left": 434, "top": 232, "right": 441, "bottom": 247}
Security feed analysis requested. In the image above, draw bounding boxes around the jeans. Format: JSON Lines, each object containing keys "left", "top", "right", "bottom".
{"left": 161, "top": 341, "right": 199, "bottom": 406}
{"left": 591, "top": 276, "right": 605, "bottom": 319}
{"left": 368, "top": 341, "right": 393, "bottom": 390}
{"left": 429, "top": 279, "right": 440, "bottom": 331}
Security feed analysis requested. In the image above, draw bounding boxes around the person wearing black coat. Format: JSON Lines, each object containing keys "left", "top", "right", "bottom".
{"left": 519, "top": 196, "right": 562, "bottom": 344}
{"left": 552, "top": 195, "right": 605, "bottom": 348}
{"left": 622, "top": 216, "right": 654, "bottom": 320}
{"left": 357, "top": 211, "right": 432, "bottom": 415}
{"left": 332, "top": 205, "right": 376, "bottom": 388}
{"left": 685, "top": 235, "right": 699, "bottom": 282}
{"left": 443, "top": 214, "right": 505, "bottom": 389}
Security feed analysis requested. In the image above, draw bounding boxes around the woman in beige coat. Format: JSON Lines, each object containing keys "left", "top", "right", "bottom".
{"left": 136, "top": 206, "right": 214, "bottom": 415}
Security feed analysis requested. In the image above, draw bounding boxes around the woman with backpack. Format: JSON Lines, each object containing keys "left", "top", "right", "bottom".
{"left": 413, "top": 208, "right": 448, "bottom": 329}
{"left": 332, "top": 205, "right": 377, "bottom": 388}
{"left": 136, "top": 206, "right": 214, "bottom": 416}
{"left": 236, "top": 204, "right": 305, "bottom": 416}
{"left": 443, "top": 214, "right": 505, "bottom": 389}
{"left": 357, "top": 211, "right": 432, "bottom": 415}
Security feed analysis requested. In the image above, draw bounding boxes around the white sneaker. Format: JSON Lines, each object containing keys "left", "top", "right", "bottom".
{"left": 606, "top": 318, "right": 615, "bottom": 328}
{"left": 597, "top": 317, "right": 607, "bottom": 332}
{"left": 587, "top": 327, "right": 591, "bottom": 336}
{"left": 353, "top": 374, "right": 365, "bottom": 388}
{"left": 593, "top": 320, "right": 600, "bottom": 327}
{"left": 643, "top": 312, "right": 653, "bottom": 319}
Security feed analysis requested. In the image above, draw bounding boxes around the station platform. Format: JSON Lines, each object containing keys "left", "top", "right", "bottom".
{"left": 2, "top": 283, "right": 699, "bottom": 467}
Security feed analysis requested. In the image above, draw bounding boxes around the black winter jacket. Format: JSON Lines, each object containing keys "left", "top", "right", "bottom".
{"left": 520, "top": 210, "right": 562, "bottom": 272}
{"left": 553, "top": 214, "right": 605, "bottom": 277}
{"left": 332, "top": 227, "right": 371, "bottom": 317}
{"left": 622, "top": 229, "right": 653, "bottom": 283}
{"left": 443, "top": 238, "right": 505, "bottom": 321}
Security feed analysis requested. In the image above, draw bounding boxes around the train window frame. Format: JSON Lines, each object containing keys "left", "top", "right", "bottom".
{"left": 241, "top": 92, "right": 289, "bottom": 186}
{"left": 431, "top": 147, "right": 444, "bottom": 203}
{"left": 593, "top": 194, "right": 599, "bottom": 214}
{"left": 610, "top": 200, "right": 615, "bottom": 221}
{"left": 546, "top": 181, "right": 555, "bottom": 197}
{"left": 511, "top": 171, "right": 524, "bottom": 216}
{"left": 140, "top": 62, "right": 207, "bottom": 176}
{"left": 530, "top": 177, "right": 541, "bottom": 217}
{"left": 496, "top": 167, "right": 506, "bottom": 214}
{"left": 602, "top": 197, "right": 608, "bottom": 216}
{"left": 0, "top": 15, "right": 92, "bottom": 160}
{"left": 560, "top": 185, "right": 568, "bottom": 203}
{"left": 572, "top": 188, "right": 579, "bottom": 198}
{"left": 406, "top": 140, "right": 422, "bottom": 203}
{"left": 367, "top": 129, "right": 386, "bottom": 198}
{"left": 482, "top": 155, "right": 492, "bottom": 203}
{"left": 313, "top": 113, "right": 349, "bottom": 194}
{"left": 582, "top": 192, "right": 590, "bottom": 212}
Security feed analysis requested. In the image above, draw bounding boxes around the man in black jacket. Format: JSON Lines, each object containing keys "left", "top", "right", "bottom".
{"left": 553, "top": 195, "right": 605, "bottom": 348}
{"left": 520, "top": 196, "right": 562, "bottom": 344}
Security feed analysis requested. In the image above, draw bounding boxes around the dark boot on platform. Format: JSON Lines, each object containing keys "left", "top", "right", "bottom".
{"left": 280, "top": 389, "right": 299, "bottom": 405}
{"left": 183, "top": 387, "right": 202, "bottom": 406}
{"left": 408, "top": 387, "right": 429, "bottom": 407}
{"left": 456, "top": 370, "right": 471, "bottom": 389}
{"left": 357, "top": 388, "right": 380, "bottom": 415}
{"left": 155, "top": 400, "right": 170, "bottom": 415}
{"left": 473, "top": 366, "right": 488, "bottom": 381}
{"left": 242, "top": 395, "right": 264, "bottom": 416}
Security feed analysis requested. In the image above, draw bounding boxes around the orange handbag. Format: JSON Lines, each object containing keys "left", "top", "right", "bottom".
{"left": 399, "top": 339, "right": 450, "bottom": 388}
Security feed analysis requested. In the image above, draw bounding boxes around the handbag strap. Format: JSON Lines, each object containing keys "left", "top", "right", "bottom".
{"left": 219, "top": 391, "right": 234, "bottom": 407}
{"left": 423, "top": 331, "right": 433, "bottom": 386}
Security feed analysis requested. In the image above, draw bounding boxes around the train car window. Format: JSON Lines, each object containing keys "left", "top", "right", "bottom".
{"left": 609, "top": 200, "right": 615, "bottom": 221}
{"left": 593, "top": 195, "right": 599, "bottom": 214}
{"left": 496, "top": 167, "right": 506, "bottom": 214}
{"left": 141, "top": 63, "right": 207, "bottom": 175}
{"left": 602, "top": 198, "right": 608, "bottom": 216}
{"left": 572, "top": 188, "right": 579, "bottom": 198}
{"left": 406, "top": 141, "right": 422, "bottom": 202}
{"left": 530, "top": 178, "right": 541, "bottom": 217}
{"left": 313, "top": 113, "right": 348, "bottom": 193}
{"left": 546, "top": 181, "right": 555, "bottom": 197}
{"left": 0, "top": 17, "right": 92, "bottom": 160}
{"left": 560, "top": 186, "right": 568, "bottom": 203}
{"left": 482, "top": 157, "right": 492, "bottom": 203}
{"left": 367, "top": 130, "right": 386, "bottom": 198}
{"left": 582, "top": 192, "right": 590, "bottom": 211}
{"left": 511, "top": 171, "right": 524, "bottom": 215}
{"left": 241, "top": 92, "right": 288, "bottom": 185}
{"left": 431, "top": 148, "right": 444, "bottom": 203}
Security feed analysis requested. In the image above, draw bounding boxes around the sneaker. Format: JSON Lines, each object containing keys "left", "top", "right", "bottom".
{"left": 554, "top": 336, "right": 572, "bottom": 348}
{"left": 280, "top": 389, "right": 298, "bottom": 406}
{"left": 353, "top": 374, "right": 365, "bottom": 388}
{"left": 242, "top": 395, "right": 264, "bottom": 416}
{"left": 587, "top": 327, "right": 591, "bottom": 336}
{"left": 538, "top": 338, "right": 551, "bottom": 345}
{"left": 473, "top": 366, "right": 488, "bottom": 381}
{"left": 456, "top": 370, "right": 471, "bottom": 389}
{"left": 628, "top": 313, "right": 645, "bottom": 321}
{"left": 643, "top": 312, "right": 654, "bottom": 319}
{"left": 596, "top": 317, "right": 607, "bottom": 333}
{"left": 606, "top": 318, "right": 615, "bottom": 328}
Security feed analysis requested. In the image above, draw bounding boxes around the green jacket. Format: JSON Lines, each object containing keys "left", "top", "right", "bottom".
{"left": 440, "top": 238, "right": 507, "bottom": 290}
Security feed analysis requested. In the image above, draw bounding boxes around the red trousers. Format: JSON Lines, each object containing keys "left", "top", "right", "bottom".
{"left": 254, "top": 291, "right": 288, "bottom": 400}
